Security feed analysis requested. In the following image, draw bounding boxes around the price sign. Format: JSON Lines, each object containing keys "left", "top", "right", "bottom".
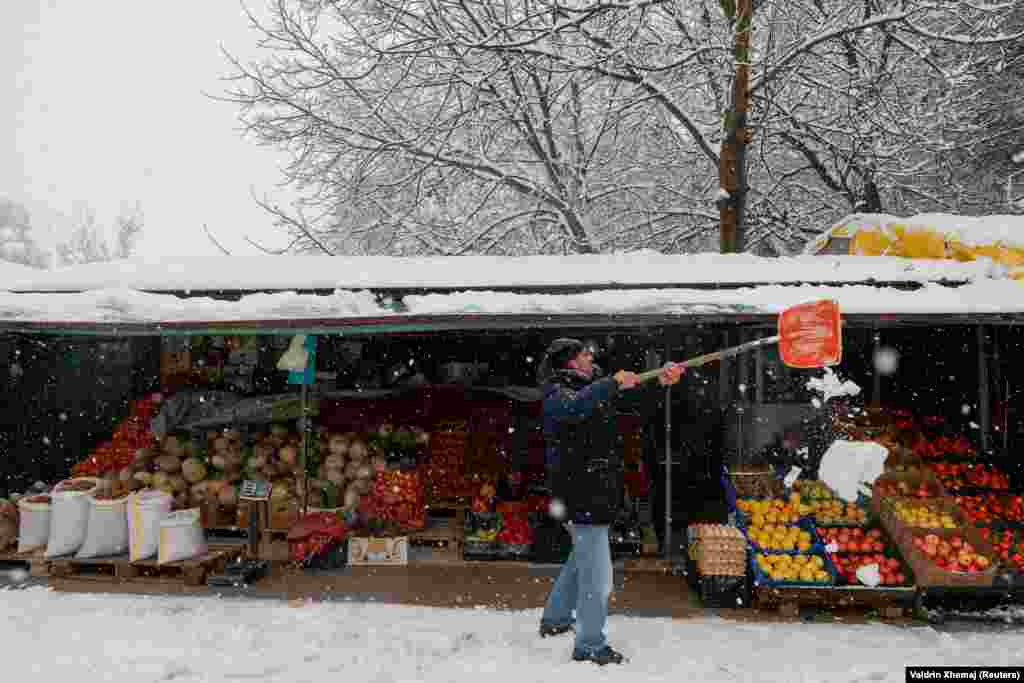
{"left": 783, "top": 466, "right": 803, "bottom": 489}
{"left": 239, "top": 480, "right": 272, "bottom": 502}
{"left": 778, "top": 299, "right": 842, "bottom": 368}
{"left": 825, "top": 542, "right": 839, "bottom": 554}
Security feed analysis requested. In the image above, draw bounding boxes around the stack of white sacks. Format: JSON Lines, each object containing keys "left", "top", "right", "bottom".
{"left": 16, "top": 477, "right": 207, "bottom": 564}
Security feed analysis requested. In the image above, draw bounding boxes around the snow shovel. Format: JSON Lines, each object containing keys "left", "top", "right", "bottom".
{"left": 636, "top": 299, "right": 842, "bottom": 382}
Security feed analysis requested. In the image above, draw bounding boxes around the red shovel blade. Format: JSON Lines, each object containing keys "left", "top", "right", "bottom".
{"left": 777, "top": 300, "right": 842, "bottom": 368}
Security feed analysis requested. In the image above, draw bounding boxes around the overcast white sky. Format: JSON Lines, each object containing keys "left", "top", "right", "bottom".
{"left": 2, "top": 1, "right": 292, "bottom": 261}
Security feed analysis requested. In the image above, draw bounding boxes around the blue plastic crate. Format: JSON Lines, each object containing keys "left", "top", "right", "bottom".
{"left": 749, "top": 549, "right": 839, "bottom": 588}
{"left": 740, "top": 518, "right": 825, "bottom": 555}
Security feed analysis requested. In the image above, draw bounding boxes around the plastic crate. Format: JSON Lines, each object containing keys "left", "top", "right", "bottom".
{"left": 303, "top": 541, "right": 347, "bottom": 570}
{"left": 463, "top": 539, "right": 501, "bottom": 560}
{"left": 696, "top": 573, "right": 751, "bottom": 608}
{"left": 740, "top": 518, "right": 824, "bottom": 555}
{"left": 749, "top": 549, "right": 838, "bottom": 588}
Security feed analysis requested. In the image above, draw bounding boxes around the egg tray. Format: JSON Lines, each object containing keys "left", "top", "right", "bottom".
{"left": 749, "top": 550, "right": 838, "bottom": 588}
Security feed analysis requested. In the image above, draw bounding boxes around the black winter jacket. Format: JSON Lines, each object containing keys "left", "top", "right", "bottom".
{"left": 542, "top": 369, "right": 624, "bottom": 525}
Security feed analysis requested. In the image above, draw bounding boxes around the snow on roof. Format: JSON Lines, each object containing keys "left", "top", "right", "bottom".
{"left": 806, "top": 213, "right": 1024, "bottom": 252}
{"left": 1, "top": 259, "right": 41, "bottom": 282}
{"left": 2, "top": 251, "right": 1006, "bottom": 293}
{"left": 0, "top": 278, "right": 1021, "bottom": 325}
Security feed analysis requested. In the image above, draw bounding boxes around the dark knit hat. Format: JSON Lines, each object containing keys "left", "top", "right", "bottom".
{"left": 537, "top": 338, "right": 585, "bottom": 384}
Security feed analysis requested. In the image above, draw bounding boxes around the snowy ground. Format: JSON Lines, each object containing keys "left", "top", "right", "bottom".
{"left": 4, "top": 586, "right": 1024, "bottom": 682}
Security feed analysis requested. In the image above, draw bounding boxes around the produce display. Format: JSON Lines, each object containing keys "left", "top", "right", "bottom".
{"left": 71, "top": 396, "right": 160, "bottom": 478}
{"left": 980, "top": 529, "right": 1024, "bottom": 570}
{"left": 808, "top": 499, "right": 868, "bottom": 526}
{"left": 423, "top": 422, "right": 470, "bottom": 502}
{"left": 927, "top": 463, "right": 1011, "bottom": 491}
{"left": 745, "top": 524, "right": 814, "bottom": 552}
{"left": 912, "top": 434, "right": 976, "bottom": 460}
{"left": 909, "top": 533, "right": 992, "bottom": 574}
{"left": 830, "top": 554, "right": 907, "bottom": 586}
{"left": 364, "top": 469, "right": 427, "bottom": 530}
{"left": 954, "top": 494, "right": 1024, "bottom": 526}
{"left": 815, "top": 527, "right": 886, "bottom": 554}
{"left": 753, "top": 552, "right": 832, "bottom": 584}
{"left": 791, "top": 480, "right": 836, "bottom": 502}
{"left": 886, "top": 499, "right": 960, "bottom": 529}
{"left": 496, "top": 513, "right": 533, "bottom": 551}
{"left": 874, "top": 479, "right": 941, "bottom": 499}
{"left": 736, "top": 498, "right": 800, "bottom": 525}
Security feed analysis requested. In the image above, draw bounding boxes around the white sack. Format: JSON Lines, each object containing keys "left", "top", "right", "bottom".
{"left": 128, "top": 489, "right": 173, "bottom": 561}
{"left": 45, "top": 478, "right": 100, "bottom": 558}
{"left": 76, "top": 496, "right": 129, "bottom": 558}
{"left": 17, "top": 497, "right": 51, "bottom": 553}
{"left": 158, "top": 508, "right": 207, "bottom": 565}
{"left": 817, "top": 441, "right": 888, "bottom": 502}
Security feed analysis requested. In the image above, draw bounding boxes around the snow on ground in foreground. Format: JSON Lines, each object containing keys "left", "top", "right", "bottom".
{"left": 4, "top": 587, "right": 1024, "bottom": 682}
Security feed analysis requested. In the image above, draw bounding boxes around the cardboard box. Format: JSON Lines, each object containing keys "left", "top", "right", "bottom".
{"left": 347, "top": 536, "right": 409, "bottom": 566}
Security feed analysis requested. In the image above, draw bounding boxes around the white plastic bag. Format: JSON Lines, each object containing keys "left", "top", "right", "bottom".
{"left": 158, "top": 508, "right": 207, "bottom": 565}
{"left": 128, "top": 489, "right": 173, "bottom": 561}
{"left": 856, "top": 563, "right": 882, "bottom": 588}
{"left": 76, "top": 495, "right": 130, "bottom": 558}
{"left": 17, "top": 495, "right": 51, "bottom": 553}
{"left": 45, "top": 478, "right": 100, "bottom": 558}
{"left": 818, "top": 441, "right": 888, "bottom": 502}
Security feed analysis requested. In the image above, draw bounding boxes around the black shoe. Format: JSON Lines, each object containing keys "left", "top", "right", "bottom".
{"left": 539, "top": 623, "right": 574, "bottom": 638}
{"left": 572, "top": 646, "right": 626, "bottom": 666}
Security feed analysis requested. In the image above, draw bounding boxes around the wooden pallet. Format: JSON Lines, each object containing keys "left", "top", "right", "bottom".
{"left": 0, "top": 547, "right": 51, "bottom": 577}
{"left": 753, "top": 584, "right": 916, "bottom": 619}
{"left": 46, "top": 546, "right": 242, "bottom": 586}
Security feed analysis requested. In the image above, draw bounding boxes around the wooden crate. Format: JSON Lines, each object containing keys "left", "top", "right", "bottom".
{"left": 890, "top": 526, "right": 998, "bottom": 588}
{"left": 260, "top": 529, "right": 291, "bottom": 562}
{"left": 46, "top": 546, "right": 242, "bottom": 586}
{"left": 753, "top": 584, "right": 916, "bottom": 618}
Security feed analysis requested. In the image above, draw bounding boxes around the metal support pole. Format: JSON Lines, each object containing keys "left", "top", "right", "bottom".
{"left": 300, "top": 382, "right": 310, "bottom": 513}
{"left": 872, "top": 329, "right": 882, "bottom": 410}
{"left": 978, "top": 325, "right": 991, "bottom": 455}
{"left": 755, "top": 338, "right": 764, "bottom": 405}
{"left": 664, "top": 381, "right": 673, "bottom": 560}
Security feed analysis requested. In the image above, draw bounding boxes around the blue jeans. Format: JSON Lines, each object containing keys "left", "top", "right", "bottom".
{"left": 540, "top": 524, "right": 612, "bottom": 655}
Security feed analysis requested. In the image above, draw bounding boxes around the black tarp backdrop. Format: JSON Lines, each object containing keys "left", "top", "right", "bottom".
{"left": 2, "top": 323, "right": 1021, "bottom": 526}
{"left": 0, "top": 335, "right": 161, "bottom": 495}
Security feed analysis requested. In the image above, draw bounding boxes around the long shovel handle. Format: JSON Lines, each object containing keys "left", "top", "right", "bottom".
{"left": 636, "top": 335, "right": 781, "bottom": 383}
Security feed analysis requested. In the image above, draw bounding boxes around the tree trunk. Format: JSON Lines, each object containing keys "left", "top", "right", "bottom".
{"left": 719, "top": 0, "right": 753, "bottom": 254}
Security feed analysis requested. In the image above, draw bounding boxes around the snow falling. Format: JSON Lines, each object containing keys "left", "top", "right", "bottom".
{"left": 873, "top": 347, "right": 900, "bottom": 376}
{"left": 805, "top": 367, "right": 862, "bottom": 403}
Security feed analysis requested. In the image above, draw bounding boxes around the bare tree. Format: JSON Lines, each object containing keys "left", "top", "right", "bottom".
{"left": 56, "top": 203, "right": 145, "bottom": 266}
{"left": 114, "top": 202, "right": 145, "bottom": 259}
{"left": 226, "top": 0, "right": 1024, "bottom": 255}
{"left": 0, "top": 198, "right": 49, "bottom": 268}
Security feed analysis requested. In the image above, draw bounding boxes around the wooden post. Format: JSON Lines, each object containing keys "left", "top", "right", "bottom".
{"left": 720, "top": 0, "right": 754, "bottom": 253}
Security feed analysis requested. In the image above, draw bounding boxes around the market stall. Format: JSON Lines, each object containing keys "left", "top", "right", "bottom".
{"left": 0, "top": 247, "right": 1022, "bottom": 610}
